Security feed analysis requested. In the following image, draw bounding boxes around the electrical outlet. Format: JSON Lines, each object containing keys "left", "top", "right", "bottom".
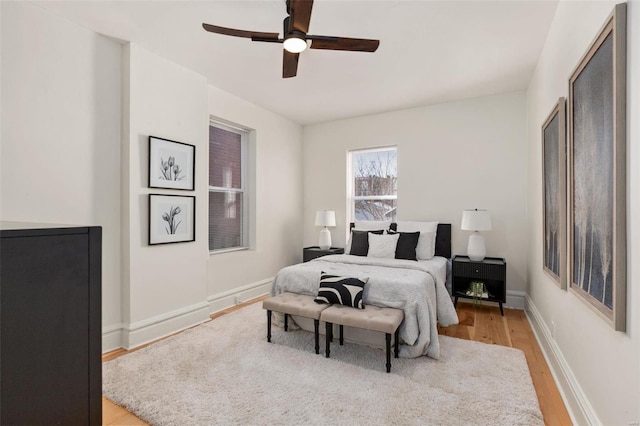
{"left": 551, "top": 321, "right": 556, "bottom": 339}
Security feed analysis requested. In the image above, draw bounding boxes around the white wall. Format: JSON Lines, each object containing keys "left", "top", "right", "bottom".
{"left": 526, "top": 1, "right": 639, "bottom": 424}
{"left": 303, "top": 92, "right": 528, "bottom": 303}
{"left": 122, "top": 48, "right": 304, "bottom": 345}
{"left": 1, "top": 2, "right": 304, "bottom": 351}
{"left": 0, "top": 2, "right": 123, "bottom": 342}
{"left": 206, "top": 86, "right": 303, "bottom": 310}
{"left": 121, "top": 43, "right": 210, "bottom": 348}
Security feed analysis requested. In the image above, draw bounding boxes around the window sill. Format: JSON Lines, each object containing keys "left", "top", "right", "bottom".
{"left": 209, "top": 247, "right": 249, "bottom": 256}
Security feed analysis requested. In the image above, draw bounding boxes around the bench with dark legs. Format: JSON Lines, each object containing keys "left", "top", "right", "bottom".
{"left": 320, "top": 304, "right": 404, "bottom": 373}
{"left": 262, "top": 292, "right": 329, "bottom": 354}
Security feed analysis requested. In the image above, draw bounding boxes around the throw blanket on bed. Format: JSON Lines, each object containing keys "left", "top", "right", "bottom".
{"left": 271, "top": 254, "right": 459, "bottom": 359}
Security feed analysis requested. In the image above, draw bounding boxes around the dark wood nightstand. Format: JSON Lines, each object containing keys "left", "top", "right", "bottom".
{"left": 303, "top": 246, "right": 344, "bottom": 262}
{"left": 452, "top": 255, "right": 507, "bottom": 315}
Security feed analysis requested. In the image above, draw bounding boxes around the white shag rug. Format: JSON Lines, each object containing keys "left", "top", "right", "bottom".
{"left": 103, "top": 303, "right": 543, "bottom": 425}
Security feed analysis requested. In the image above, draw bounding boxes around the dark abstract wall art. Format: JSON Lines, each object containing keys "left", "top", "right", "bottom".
{"left": 568, "top": 3, "right": 626, "bottom": 331}
{"left": 542, "top": 97, "right": 566, "bottom": 289}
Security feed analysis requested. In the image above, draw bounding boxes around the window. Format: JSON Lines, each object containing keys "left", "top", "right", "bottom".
{"left": 348, "top": 147, "right": 398, "bottom": 222}
{"left": 209, "top": 121, "right": 249, "bottom": 252}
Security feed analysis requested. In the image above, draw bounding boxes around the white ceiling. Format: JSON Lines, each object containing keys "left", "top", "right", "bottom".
{"left": 33, "top": 0, "right": 559, "bottom": 125}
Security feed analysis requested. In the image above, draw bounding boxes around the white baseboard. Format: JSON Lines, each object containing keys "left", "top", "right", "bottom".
{"left": 123, "top": 301, "right": 211, "bottom": 350}
{"left": 506, "top": 290, "right": 526, "bottom": 309}
{"left": 525, "top": 296, "right": 599, "bottom": 426}
{"left": 207, "top": 278, "right": 273, "bottom": 314}
{"left": 102, "top": 323, "right": 124, "bottom": 353}
{"left": 101, "top": 279, "right": 273, "bottom": 354}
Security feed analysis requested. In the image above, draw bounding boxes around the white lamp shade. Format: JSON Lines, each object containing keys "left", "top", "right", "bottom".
{"left": 461, "top": 209, "right": 492, "bottom": 231}
{"left": 315, "top": 210, "right": 336, "bottom": 227}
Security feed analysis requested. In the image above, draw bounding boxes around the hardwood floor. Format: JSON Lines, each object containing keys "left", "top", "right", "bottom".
{"left": 102, "top": 297, "right": 572, "bottom": 425}
{"left": 438, "top": 302, "right": 573, "bottom": 426}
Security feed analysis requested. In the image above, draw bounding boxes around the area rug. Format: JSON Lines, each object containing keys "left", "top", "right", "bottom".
{"left": 103, "top": 303, "right": 543, "bottom": 425}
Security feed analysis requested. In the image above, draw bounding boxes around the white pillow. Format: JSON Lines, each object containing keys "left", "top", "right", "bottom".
{"left": 346, "top": 221, "right": 392, "bottom": 254}
{"left": 396, "top": 221, "right": 439, "bottom": 260}
{"left": 367, "top": 233, "right": 400, "bottom": 259}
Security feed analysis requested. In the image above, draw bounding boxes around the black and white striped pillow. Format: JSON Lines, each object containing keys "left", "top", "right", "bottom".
{"left": 314, "top": 272, "right": 369, "bottom": 309}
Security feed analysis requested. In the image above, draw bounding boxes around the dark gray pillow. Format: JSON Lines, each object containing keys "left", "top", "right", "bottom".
{"left": 349, "top": 230, "right": 385, "bottom": 256}
{"left": 314, "top": 272, "right": 369, "bottom": 309}
{"left": 389, "top": 231, "right": 420, "bottom": 261}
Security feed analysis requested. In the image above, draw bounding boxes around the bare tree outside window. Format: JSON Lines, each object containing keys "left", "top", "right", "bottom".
{"left": 351, "top": 148, "right": 397, "bottom": 221}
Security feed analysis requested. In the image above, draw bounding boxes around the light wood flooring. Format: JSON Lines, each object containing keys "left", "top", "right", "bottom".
{"left": 102, "top": 297, "right": 572, "bottom": 426}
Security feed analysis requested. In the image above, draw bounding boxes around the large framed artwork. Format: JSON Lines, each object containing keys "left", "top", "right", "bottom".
{"left": 542, "top": 97, "right": 566, "bottom": 289}
{"left": 149, "top": 136, "right": 195, "bottom": 191}
{"left": 568, "top": 3, "right": 626, "bottom": 331}
{"left": 149, "top": 194, "right": 196, "bottom": 245}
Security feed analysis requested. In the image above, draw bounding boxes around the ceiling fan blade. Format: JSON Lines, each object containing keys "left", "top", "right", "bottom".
{"left": 251, "top": 36, "right": 284, "bottom": 44}
{"left": 283, "top": 50, "right": 300, "bottom": 78}
{"left": 309, "top": 36, "right": 379, "bottom": 52}
{"left": 288, "top": 0, "right": 314, "bottom": 33}
{"left": 202, "top": 23, "right": 279, "bottom": 40}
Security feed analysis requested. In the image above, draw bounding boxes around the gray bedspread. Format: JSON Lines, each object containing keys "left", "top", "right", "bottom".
{"left": 270, "top": 254, "right": 459, "bottom": 359}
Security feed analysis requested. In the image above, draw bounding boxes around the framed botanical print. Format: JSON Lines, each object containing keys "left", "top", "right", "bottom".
{"left": 568, "top": 3, "right": 626, "bottom": 331}
{"left": 149, "top": 136, "right": 195, "bottom": 191}
{"left": 149, "top": 194, "right": 196, "bottom": 245}
{"left": 542, "top": 97, "right": 566, "bottom": 289}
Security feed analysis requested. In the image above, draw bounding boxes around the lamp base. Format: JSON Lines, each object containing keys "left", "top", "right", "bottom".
{"left": 467, "top": 232, "right": 486, "bottom": 261}
{"left": 319, "top": 227, "right": 332, "bottom": 250}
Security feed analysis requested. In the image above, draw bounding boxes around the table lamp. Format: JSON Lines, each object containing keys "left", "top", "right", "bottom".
{"left": 461, "top": 209, "right": 492, "bottom": 261}
{"left": 315, "top": 210, "right": 336, "bottom": 250}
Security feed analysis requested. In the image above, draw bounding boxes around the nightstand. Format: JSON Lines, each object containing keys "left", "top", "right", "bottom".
{"left": 452, "top": 255, "right": 507, "bottom": 315}
{"left": 303, "top": 246, "right": 344, "bottom": 262}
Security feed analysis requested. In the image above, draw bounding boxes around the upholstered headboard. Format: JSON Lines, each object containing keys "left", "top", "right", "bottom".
{"left": 349, "top": 222, "right": 452, "bottom": 259}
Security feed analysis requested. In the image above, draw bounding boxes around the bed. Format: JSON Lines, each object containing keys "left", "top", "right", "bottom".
{"left": 270, "top": 222, "right": 459, "bottom": 359}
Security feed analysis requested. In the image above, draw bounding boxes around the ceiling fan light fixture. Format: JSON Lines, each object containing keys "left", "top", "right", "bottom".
{"left": 283, "top": 34, "right": 307, "bottom": 53}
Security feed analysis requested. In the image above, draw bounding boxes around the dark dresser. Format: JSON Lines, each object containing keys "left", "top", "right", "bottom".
{"left": 0, "top": 222, "right": 102, "bottom": 425}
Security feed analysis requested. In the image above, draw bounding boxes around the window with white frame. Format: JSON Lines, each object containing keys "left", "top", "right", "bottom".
{"left": 348, "top": 147, "right": 398, "bottom": 222}
{"left": 208, "top": 121, "right": 249, "bottom": 252}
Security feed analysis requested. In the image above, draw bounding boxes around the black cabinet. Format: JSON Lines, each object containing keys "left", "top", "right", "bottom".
{"left": 303, "top": 246, "right": 344, "bottom": 262}
{"left": 452, "top": 255, "right": 506, "bottom": 315}
{"left": 0, "top": 223, "right": 102, "bottom": 425}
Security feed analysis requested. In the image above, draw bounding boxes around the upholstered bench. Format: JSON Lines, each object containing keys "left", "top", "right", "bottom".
{"left": 262, "top": 292, "right": 330, "bottom": 354}
{"left": 320, "top": 304, "right": 404, "bottom": 373}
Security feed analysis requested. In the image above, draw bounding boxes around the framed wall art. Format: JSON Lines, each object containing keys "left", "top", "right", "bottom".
{"left": 542, "top": 97, "right": 567, "bottom": 289}
{"left": 149, "top": 194, "right": 196, "bottom": 245}
{"left": 149, "top": 136, "right": 195, "bottom": 190}
{"left": 568, "top": 3, "right": 626, "bottom": 331}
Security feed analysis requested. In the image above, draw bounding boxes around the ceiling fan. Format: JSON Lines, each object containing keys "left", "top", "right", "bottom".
{"left": 202, "top": 0, "right": 380, "bottom": 78}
